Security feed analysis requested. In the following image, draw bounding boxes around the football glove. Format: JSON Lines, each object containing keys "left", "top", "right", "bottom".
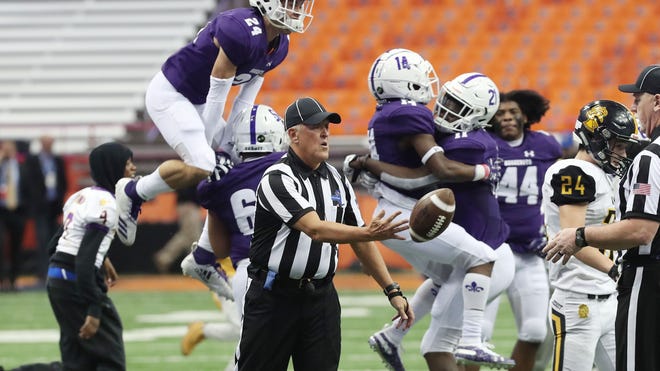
{"left": 209, "top": 151, "right": 234, "bottom": 182}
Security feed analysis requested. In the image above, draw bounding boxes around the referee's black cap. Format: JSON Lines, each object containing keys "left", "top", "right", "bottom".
{"left": 285, "top": 97, "right": 342, "bottom": 129}
{"left": 619, "top": 65, "right": 660, "bottom": 95}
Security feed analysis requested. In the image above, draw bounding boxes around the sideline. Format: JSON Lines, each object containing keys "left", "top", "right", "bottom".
{"left": 112, "top": 271, "right": 424, "bottom": 292}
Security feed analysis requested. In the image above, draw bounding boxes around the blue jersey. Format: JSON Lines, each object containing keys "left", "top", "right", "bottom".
{"left": 162, "top": 7, "right": 289, "bottom": 104}
{"left": 491, "top": 130, "right": 561, "bottom": 253}
{"left": 437, "top": 129, "right": 510, "bottom": 249}
{"left": 197, "top": 152, "right": 285, "bottom": 266}
{"left": 368, "top": 99, "right": 439, "bottom": 199}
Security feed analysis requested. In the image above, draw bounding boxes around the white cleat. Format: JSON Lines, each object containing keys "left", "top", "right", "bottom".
{"left": 455, "top": 343, "right": 516, "bottom": 369}
{"left": 114, "top": 177, "right": 142, "bottom": 246}
{"left": 181, "top": 244, "right": 234, "bottom": 301}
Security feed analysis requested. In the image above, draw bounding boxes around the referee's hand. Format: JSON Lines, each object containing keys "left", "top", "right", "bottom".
{"left": 367, "top": 210, "right": 409, "bottom": 241}
{"left": 390, "top": 295, "right": 414, "bottom": 329}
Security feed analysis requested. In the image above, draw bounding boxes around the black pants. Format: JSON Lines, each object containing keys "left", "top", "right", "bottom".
{"left": 615, "top": 263, "right": 660, "bottom": 371}
{"left": 0, "top": 207, "right": 26, "bottom": 289}
{"left": 46, "top": 279, "right": 125, "bottom": 371}
{"left": 237, "top": 274, "right": 341, "bottom": 371}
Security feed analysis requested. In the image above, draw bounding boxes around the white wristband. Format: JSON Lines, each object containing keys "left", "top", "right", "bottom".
{"left": 421, "top": 146, "right": 444, "bottom": 164}
{"left": 472, "top": 164, "right": 491, "bottom": 181}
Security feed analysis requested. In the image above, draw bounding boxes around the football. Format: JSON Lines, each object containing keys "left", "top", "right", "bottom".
{"left": 409, "top": 188, "right": 455, "bottom": 242}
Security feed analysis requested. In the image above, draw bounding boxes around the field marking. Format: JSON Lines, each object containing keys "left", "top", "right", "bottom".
{"left": 0, "top": 297, "right": 379, "bottom": 343}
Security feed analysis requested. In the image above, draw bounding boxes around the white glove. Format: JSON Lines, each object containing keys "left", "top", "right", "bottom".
{"left": 358, "top": 170, "right": 378, "bottom": 190}
{"left": 209, "top": 151, "right": 234, "bottom": 182}
{"left": 343, "top": 154, "right": 360, "bottom": 183}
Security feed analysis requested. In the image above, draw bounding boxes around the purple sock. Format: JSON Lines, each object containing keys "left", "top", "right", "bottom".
{"left": 192, "top": 246, "right": 216, "bottom": 265}
{"left": 123, "top": 180, "right": 144, "bottom": 218}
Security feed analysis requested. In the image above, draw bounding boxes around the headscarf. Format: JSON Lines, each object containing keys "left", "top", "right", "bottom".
{"left": 89, "top": 142, "right": 133, "bottom": 194}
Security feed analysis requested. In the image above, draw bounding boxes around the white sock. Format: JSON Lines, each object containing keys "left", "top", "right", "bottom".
{"left": 135, "top": 166, "right": 174, "bottom": 200}
{"left": 460, "top": 272, "right": 490, "bottom": 345}
{"left": 203, "top": 322, "right": 240, "bottom": 341}
{"left": 196, "top": 216, "right": 215, "bottom": 254}
{"left": 385, "top": 278, "right": 437, "bottom": 344}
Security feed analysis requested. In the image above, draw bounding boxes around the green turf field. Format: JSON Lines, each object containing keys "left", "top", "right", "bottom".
{"left": 0, "top": 288, "right": 538, "bottom": 371}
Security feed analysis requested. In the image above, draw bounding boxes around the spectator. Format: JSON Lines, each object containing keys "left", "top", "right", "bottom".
{"left": 25, "top": 136, "right": 67, "bottom": 284}
{"left": 0, "top": 140, "right": 29, "bottom": 292}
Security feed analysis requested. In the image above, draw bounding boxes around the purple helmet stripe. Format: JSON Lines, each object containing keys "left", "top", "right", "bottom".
{"left": 249, "top": 105, "right": 258, "bottom": 144}
{"left": 461, "top": 73, "right": 487, "bottom": 84}
{"left": 369, "top": 57, "right": 383, "bottom": 100}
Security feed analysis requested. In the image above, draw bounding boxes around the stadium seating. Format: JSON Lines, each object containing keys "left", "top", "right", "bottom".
{"left": 0, "top": 0, "right": 216, "bottom": 151}
{"left": 1, "top": 0, "right": 658, "bottom": 149}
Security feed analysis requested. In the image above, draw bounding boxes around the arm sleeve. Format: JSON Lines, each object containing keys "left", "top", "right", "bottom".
{"left": 46, "top": 225, "right": 64, "bottom": 257}
{"left": 75, "top": 224, "right": 108, "bottom": 319}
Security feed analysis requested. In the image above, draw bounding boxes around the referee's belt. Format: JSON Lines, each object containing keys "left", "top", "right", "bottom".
{"left": 249, "top": 265, "right": 333, "bottom": 290}
{"left": 47, "top": 267, "right": 77, "bottom": 281}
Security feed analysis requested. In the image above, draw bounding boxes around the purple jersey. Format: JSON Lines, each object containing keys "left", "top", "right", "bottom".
{"left": 490, "top": 130, "right": 562, "bottom": 253}
{"left": 368, "top": 100, "right": 439, "bottom": 199}
{"left": 197, "top": 152, "right": 285, "bottom": 267}
{"left": 162, "top": 7, "right": 289, "bottom": 104}
{"left": 437, "top": 129, "right": 510, "bottom": 249}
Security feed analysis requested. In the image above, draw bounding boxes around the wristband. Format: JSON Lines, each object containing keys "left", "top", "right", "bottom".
{"left": 421, "top": 146, "right": 444, "bottom": 164}
{"left": 387, "top": 290, "right": 404, "bottom": 300}
{"left": 575, "top": 227, "right": 588, "bottom": 248}
{"left": 473, "top": 164, "right": 491, "bottom": 181}
{"left": 383, "top": 282, "right": 400, "bottom": 296}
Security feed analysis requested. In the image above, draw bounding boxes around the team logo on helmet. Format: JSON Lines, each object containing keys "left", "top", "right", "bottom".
{"left": 583, "top": 105, "right": 608, "bottom": 133}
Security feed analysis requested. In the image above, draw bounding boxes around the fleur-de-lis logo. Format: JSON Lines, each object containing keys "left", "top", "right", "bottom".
{"left": 465, "top": 281, "right": 484, "bottom": 292}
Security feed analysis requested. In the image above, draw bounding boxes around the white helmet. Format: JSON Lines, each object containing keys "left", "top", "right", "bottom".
{"left": 368, "top": 48, "right": 439, "bottom": 104}
{"left": 434, "top": 73, "right": 500, "bottom": 132}
{"left": 233, "top": 104, "right": 287, "bottom": 158}
{"left": 249, "top": 0, "right": 314, "bottom": 33}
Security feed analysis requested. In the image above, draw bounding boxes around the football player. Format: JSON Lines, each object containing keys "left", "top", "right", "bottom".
{"left": 345, "top": 49, "right": 514, "bottom": 370}
{"left": 484, "top": 90, "right": 562, "bottom": 371}
{"left": 180, "top": 104, "right": 288, "bottom": 370}
{"left": 541, "top": 100, "right": 639, "bottom": 371}
{"left": 46, "top": 142, "right": 136, "bottom": 371}
{"left": 112, "top": 1, "right": 313, "bottom": 299}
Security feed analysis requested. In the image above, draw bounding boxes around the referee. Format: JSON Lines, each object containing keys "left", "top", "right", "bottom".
{"left": 235, "top": 97, "right": 413, "bottom": 371}
{"left": 543, "top": 65, "right": 660, "bottom": 371}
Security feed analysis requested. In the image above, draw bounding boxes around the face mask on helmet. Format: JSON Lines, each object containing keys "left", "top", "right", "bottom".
{"left": 574, "top": 99, "right": 640, "bottom": 177}
{"left": 368, "top": 48, "right": 439, "bottom": 104}
{"left": 250, "top": 0, "right": 314, "bottom": 33}
{"left": 433, "top": 73, "right": 500, "bottom": 133}
{"left": 233, "top": 104, "right": 287, "bottom": 160}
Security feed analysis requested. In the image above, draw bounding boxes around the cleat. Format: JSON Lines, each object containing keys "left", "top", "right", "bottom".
{"left": 181, "top": 321, "right": 205, "bottom": 356}
{"left": 181, "top": 243, "right": 234, "bottom": 301}
{"left": 368, "top": 330, "right": 405, "bottom": 371}
{"left": 114, "top": 177, "right": 143, "bottom": 246}
{"left": 454, "top": 343, "right": 516, "bottom": 369}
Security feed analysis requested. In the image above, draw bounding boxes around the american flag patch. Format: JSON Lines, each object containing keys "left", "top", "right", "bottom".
{"left": 633, "top": 183, "right": 651, "bottom": 195}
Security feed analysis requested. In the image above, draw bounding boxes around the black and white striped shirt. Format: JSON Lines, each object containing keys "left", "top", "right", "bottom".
{"left": 618, "top": 141, "right": 660, "bottom": 261}
{"left": 250, "top": 149, "right": 364, "bottom": 280}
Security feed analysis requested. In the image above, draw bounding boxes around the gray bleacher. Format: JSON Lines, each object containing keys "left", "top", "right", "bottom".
{"left": 0, "top": 0, "right": 217, "bottom": 153}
